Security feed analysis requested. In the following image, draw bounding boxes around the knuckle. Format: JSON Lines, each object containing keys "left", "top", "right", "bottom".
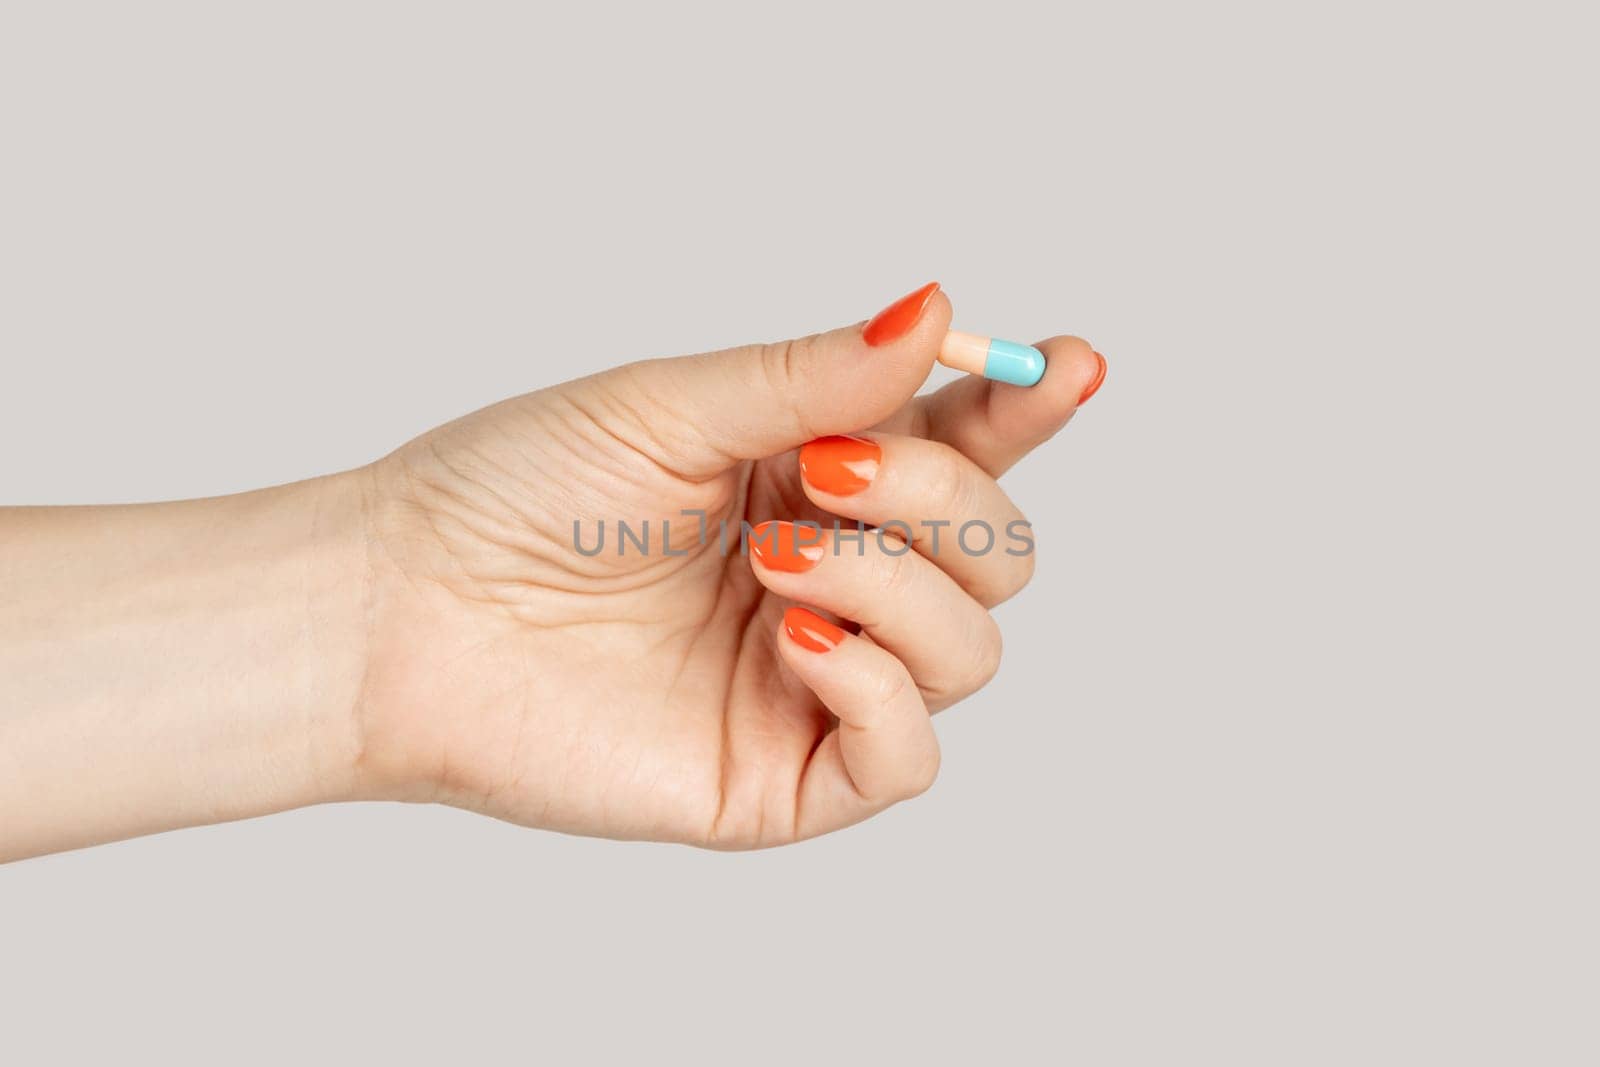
{"left": 867, "top": 537, "right": 912, "bottom": 596}
{"left": 758, "top": 337, "right": 800, "bottom": 390}
{"left": 701, "top": 806, "right": 765, "bottom": 851}
{"left": 758, "top": 335, "right": 820, "bottom": 441}
{"left": 924, "top": 444, "right": 971, "bottom": 519}
{"left": 870, "top": 662, "right": 914, "bottom": 718}
{"left": 964, "top": 613, "right": 1004, "bottom": 691}
{"left": 993, "top": 541, "right": 1037, "bottom": 604}
{"left": 904, "top": 745, "right": 941, "bottom": 799}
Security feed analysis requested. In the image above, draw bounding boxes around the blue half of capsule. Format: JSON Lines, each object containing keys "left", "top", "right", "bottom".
{"left": 982, "top": 338, "right": 1047, "bottom": 387}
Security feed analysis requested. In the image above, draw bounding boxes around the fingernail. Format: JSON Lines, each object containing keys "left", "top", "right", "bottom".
{"left": 784, "top": 607, "right": 845, "bottom": 653}
{"left": 749, "top": 520, "right": 825, "bottom": 573}
{"left": 799, "top": 435, "right": 881, "bottom": 496}
{"left": 863, "top": 281, "right": 940, "bottom": 347}
{"left": 1078, "top": 350, "right": 1107, "bottom": 405}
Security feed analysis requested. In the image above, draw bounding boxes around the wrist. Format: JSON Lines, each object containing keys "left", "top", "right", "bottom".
{"left": 0, "top": 473, "right": 375, "bottom": 859}
{"left": 263, "top": 469, "right": 377, "bottom": 808}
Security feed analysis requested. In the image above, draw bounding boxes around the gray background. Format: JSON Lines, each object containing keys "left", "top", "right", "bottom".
{"left": 2, "top": 1, "right": 1595, "bottom": 1062}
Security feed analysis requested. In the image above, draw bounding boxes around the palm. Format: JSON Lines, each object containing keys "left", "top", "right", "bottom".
{"left": 364, "top": 385, "right": 853, "bottom": 847}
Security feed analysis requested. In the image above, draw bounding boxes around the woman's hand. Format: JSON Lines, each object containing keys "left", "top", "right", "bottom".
{"left": 0, "top": 283, "right": 1103, "bottom": 861}
{"left": 352, "top": 284, "right": 1105, "bottom": 847}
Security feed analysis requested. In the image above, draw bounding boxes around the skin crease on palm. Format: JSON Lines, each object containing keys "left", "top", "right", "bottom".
{"left": 346, "top": 289, "right": 1106, "bottom": 848}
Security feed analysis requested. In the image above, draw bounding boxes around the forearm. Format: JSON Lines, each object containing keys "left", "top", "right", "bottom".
{"left": 0, "top": 474, "right": 370, "bottom": 861}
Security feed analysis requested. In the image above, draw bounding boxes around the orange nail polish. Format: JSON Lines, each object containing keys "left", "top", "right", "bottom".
{"left": 749, "top": 521, "right": 825, "bottom": 573}
{"left": 784, "top": 607, "right": 845, "bottom": 653}
{"left": 862, "top": 281, "right": 940, "bottom": 347}
{"left": 1078, "top": 350, "right": 1107, "bottom": 405}
{"left": 799, "top": 435, "right": 882, "bottom": 496}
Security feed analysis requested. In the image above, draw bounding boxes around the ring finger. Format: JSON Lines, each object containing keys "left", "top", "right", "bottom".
{"left": 746, "top": 521, "right": 1001, "bottom": 708}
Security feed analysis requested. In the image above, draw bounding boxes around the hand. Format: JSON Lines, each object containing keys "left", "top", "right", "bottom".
{"left": 352, "top": 284, "right": 1106, "bottom": 847}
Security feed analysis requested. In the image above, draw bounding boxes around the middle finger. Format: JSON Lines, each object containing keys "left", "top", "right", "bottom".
{"left": 794, "top": 433, "right": 1036, "bottom": 607}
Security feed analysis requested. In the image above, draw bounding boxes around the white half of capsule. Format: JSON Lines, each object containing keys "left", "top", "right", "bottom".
{"left": 939, "top": 330, "right": 993, "bottom": 376}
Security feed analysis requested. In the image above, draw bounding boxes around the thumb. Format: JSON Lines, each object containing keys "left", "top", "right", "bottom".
{"left": 612, "top": 283, "right": 949, "bottom": 479}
